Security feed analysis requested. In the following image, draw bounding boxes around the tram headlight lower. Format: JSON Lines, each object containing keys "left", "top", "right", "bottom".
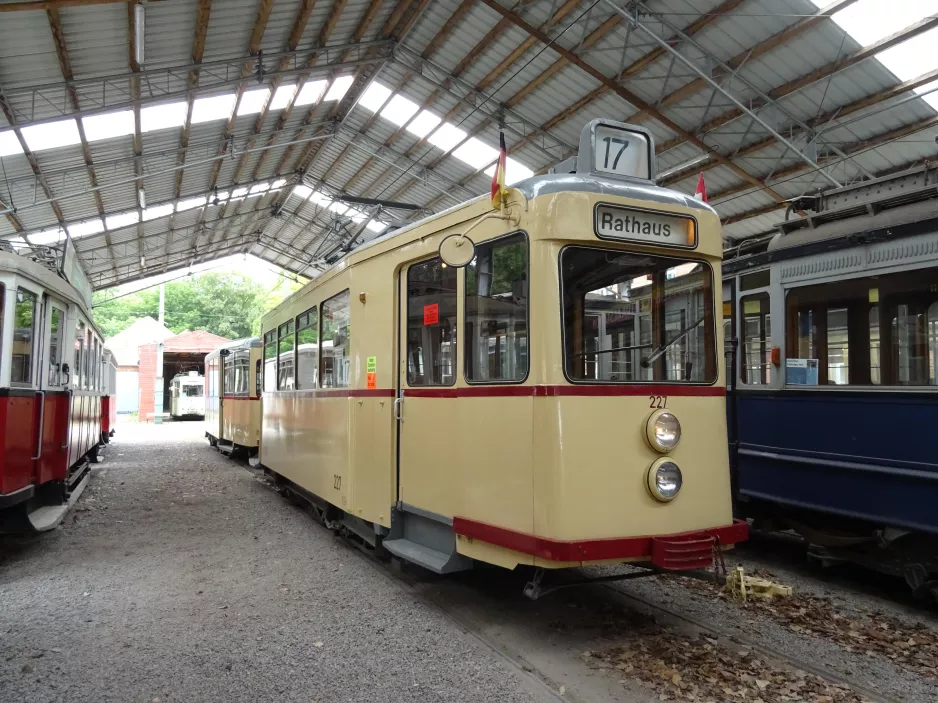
{"left": 645, "top": 410, "right": 681, "bottom": 452}
{"left": 647, "top": 459, "right": 682, "bottom": 502}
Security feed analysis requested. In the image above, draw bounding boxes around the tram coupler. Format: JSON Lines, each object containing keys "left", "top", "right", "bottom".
{"left": 523, "top": 567, "right": 658, "bottom": 600}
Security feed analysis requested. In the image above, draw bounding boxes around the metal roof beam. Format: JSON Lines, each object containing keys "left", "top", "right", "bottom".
{"left": 716, "top": 114, "right": 938, "bottom": 226}
{"left": 653, "top": 8, "right": 938, "bottom": 155}
{"left": 660, "top": 66, "right": 938, "bottom": 187}
{"left": 128, "top": 0, "right": 145, "bottom": 262}
{"left": 0, "top": 0, "right": 164, "bottom": 12}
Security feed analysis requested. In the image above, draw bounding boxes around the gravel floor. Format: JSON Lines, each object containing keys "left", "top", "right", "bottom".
{"left": 0, "top": 422, "right": 551, "bottom": 703}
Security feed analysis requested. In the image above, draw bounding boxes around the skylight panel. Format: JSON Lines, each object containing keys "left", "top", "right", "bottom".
{"left": 143, "top": 203, "right": 173, "bottom": 221}
{"left": 28, "top": 227, "right": 65, "bottom": 245}
{"left": 22, "top": 118, "right": 81, "bottom": 152}
{"left": 0, "top": 130, "right": 22, "bottom": 157}
{"left": 230, "top": 186, "right": 249, "bottom": 200}
{"left": 270, "top": 84, "right": 297, "bottom": 111}
{"left": 290, "top": 184, "right": 313, "bottom": 200}
{"left": 271, "top": 179, "right": 287, "bottom": 189}
{"left": 359, "top": 82, "right": 393, "bottom": 112}
{"left": 192, "top": 94, "right": 236, "bottom": 124}
{"left": 82, "top": 110, "right": 135, "bottom": 142}
{"left": 327, "top": 201, "right": 349, "bottom": 216}
{"left": 324, "top": 75, "right": 354, "bottom": 102}
{"left": 427, "top": 122, "right": 467, "bottom": 153}
{"left": 105, "top": 211, "right": 140, "bottom": 230}
{"left": 365, "top": 220, "right": 385, "bottom": 233}
{"left": 309, "top": 191, "right": 332, "bottom": 206}
{"left": 176, "top": 196, "right": 207, "bottom": 212}
{"left": 67, "top": 218, "right": 105, "bottom": 238}
{"left": 249, "top": 182, "right": 270, "bottom": 195}
{"left": 237, "top": 88, "right": 270, "bottom": 116}
{"left": 141, "top": 101, "right": 187, "bottom": 133}
{"left": 380, "top": 94, "right": 420, "bottom": 127}
{"left": 453, "top": 137, "right": 499, "bottom": 170}
{"left": 484, "top": 157, "right": 535, "bottom": 186}
{"left": 808, "top": 0, "right": 938, "bottom": 109}
{"left": 294, "top": 80, "right": 328, "bottom": 106}
{"left": 406, "top": 110, "right": 442, "bottom": 138}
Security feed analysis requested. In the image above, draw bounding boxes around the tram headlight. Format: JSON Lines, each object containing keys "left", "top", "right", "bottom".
{"left": 645, "top": 410, "right": 681, "bottom": 452}
{"left": 647, "top": 459, "right": 682, "bottom": 502}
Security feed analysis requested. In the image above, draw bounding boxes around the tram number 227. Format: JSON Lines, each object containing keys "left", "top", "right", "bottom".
{"left": 649, "top": 395, "right": 668, "bottom": 409}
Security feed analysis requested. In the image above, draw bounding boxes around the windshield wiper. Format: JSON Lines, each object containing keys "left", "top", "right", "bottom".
{"left": 641, "top": 315, "right": 705, "bottom": 368}
{"left": 573, "top": 343, "right": 651, "bottom": 357}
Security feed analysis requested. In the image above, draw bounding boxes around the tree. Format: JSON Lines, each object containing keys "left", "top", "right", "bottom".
{"left": 93, "top": 272, "right": 303, "bottom": 341}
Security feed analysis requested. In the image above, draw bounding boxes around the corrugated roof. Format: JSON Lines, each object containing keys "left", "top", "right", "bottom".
{"left": 1, "top": 0, "right": 937, "bottom": 287}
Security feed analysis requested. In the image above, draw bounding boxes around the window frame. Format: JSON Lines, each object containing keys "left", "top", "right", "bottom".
{"left": 262, "top": 329, "right": 277, "bottom": 393}
{"left": 405, "top": 255, "right": 458, "bottom": 388}
{"left": 295, "top": 306, "right": 320, "bottom": 391}
{"left": 464, "top": 231, "right": 530, "bottom": 386}
{"left": 558, "top": 244, "right": 718, "bottom": 387}
{"left": 739, "top": 292, "right": 771, "bottom": 386}
{"left": 319, "top": 289, "right": 351, "bottom": 390}
{"left": 277, "top": 320, "right": 295, "bottom": 391}
{"left": 11, "top": 286, "right": 39, "bottom": 388}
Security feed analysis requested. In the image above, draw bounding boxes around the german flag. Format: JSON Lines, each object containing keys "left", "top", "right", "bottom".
{"left": 491, "top": 130, "right": 507, "bottom": 209}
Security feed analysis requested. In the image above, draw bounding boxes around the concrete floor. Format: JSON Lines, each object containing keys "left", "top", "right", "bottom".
{"left": 0, "top": 422, "right": 552, "bottom": 703}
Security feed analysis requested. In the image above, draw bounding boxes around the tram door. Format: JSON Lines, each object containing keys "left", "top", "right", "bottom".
{"left": 395, "top": 257, "right": 459, "bottom": 516}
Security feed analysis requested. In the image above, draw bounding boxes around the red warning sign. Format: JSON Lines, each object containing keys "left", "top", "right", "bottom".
{"left": 423, "top": 303, "right": 439, "bottom": 326}
{"left": 366, "top": 372, "right": 377, "bottom": 390}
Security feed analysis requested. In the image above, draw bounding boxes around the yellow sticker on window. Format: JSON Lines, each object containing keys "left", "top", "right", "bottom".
{"left": 868, "top": 288, "right": 879, "bottom": 303}
{"left": 366, "top": 356, "right": 376, "bottom": 374}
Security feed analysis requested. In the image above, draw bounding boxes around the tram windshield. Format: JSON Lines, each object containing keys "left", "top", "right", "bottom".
{"left": 561, "top": 246, "right": 716, "bottom": 384}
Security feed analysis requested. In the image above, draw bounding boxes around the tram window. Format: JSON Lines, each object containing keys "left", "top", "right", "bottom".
{"left": 740, "top": 294, "right": 771, "bottom": 385}
{"left": 786, "top": 266, "right": 938, "bottom": 385}
{"left": 561, "top": 247, "right": 716, "bottom": 383}
{"left": 48, "top": 306, "right": 65, "bottom": 386}
{"left": 465, "top": 233, "right": 528, "bottom": 383}
{"left": 296, "top": 308, "right": 319, "bottom": 390}
{"left": 321, "top": 291, "right": 350, "bottom": 389}
{"left": 11, "top": 289, "right": 37, "bottom": 387}
{"left": 74, "top": 321, "right": 84, "bottom": 390}
{"left": 0, "top": 286, "right": 3, "bottom": 371}
{"left": 407, "top": 258, "right": 456, "bottom": 386}
{"left": 263, "top": 330, "right": 277, "bottom": 392}
{"left": 278, "top": 321, "right": 295, "bottom": 390}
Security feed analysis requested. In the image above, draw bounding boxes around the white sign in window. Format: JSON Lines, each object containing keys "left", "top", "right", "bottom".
{"left": 595, "top": 204, "right": 696, "bottom": 248}
{"left": 592, "top": 124, "right": 651, "bottom": 180}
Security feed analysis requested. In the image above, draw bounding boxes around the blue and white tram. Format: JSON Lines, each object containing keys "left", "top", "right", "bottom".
{"left": 723, "top": 167, "right": 938, "bottom": 594}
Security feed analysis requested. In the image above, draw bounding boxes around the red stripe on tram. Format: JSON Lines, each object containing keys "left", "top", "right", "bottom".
{"left": 404, "top": 385, "right": 725, "bottom": 399}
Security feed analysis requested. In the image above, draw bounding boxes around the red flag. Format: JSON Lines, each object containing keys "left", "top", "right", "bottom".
{"left": 694, "top": 172, "right": 708, "bottom": 203}
{"left": 491, "top": 130, "right": 507, "bottom": 208}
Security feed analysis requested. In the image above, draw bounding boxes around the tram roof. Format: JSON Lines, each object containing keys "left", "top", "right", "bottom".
{"left": 1, "top": 0, "right": 936, "bottom": 289}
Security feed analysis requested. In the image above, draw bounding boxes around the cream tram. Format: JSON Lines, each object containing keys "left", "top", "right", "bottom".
{"left": 259, "top": 120, "right": 746, "bottom": 589}
{"left": 0, "top": 242, "right": 105, "bottom": 532}
{"left": 205, "top": 337, "right": 262, "bottom": 458}
{"left": 169, "top": 371, "right": 204, "bottom": 419}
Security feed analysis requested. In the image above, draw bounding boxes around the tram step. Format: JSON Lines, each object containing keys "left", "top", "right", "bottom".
{"left": 382, "top": 538, "right": 471, "bottom": 574}
{"left": 27, "top": 471, "right": 91, "bottom": 532}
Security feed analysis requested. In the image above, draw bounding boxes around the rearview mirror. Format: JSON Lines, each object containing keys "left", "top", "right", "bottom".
{"left": 438, "top": 233, "right": 475, "bottom": 268}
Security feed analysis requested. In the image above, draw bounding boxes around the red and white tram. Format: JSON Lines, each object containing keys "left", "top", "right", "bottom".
{"left": 0, "top": 244, "right": 106, "bottom": 532}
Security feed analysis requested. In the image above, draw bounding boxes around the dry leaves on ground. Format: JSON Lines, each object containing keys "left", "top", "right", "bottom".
{"left": 680, "top": 573, "right": 938, "bottom": 682}
{"left": 593, "top": 631, "right": 868, "bottom": 702}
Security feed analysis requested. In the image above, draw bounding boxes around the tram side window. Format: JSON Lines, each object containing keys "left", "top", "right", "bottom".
{"left": 263, "top": 331, "right": 277, "bottom": 392}
{"left": 12, "top": 289, "right": 37, "bottom": 387}
{"left": 561, "top": 248, "right": 716, "bottom": 383}
{"left": 407, "top": 258, "right": 456, "bottom": 386}
{"left": 465, "top": 234, "right": 528, "bottom": 383}
{"left": 47, "top": 308, "right": 62, "bottom": 386}
{"left": 321, "top": 291, "right": 350, "bottom": 389}
{"left": 74, "top": 321, "right": 84, "bottom": 389}
{"left": 296, "top": 307, "right": 319, "bottom": 390}
{"left": 786, "top": 266, "right": 938, "bottom": 385}
{"left": 278, "top": 321, "right": 295, "bottom": 390}
{"left": 740, "top": 294, "right": 771, "bottom": 385}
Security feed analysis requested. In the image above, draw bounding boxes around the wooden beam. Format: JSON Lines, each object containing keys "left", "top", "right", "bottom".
{"left": 173, "top": 0, "right": 212, "bottom": 201}
{"left": 47, "top": 6, "right": 120, "bottom": 274}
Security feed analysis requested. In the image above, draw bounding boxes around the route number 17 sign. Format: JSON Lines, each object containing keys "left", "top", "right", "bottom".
{"left": 584, "top": 121, "right": 653, "bottom": 181}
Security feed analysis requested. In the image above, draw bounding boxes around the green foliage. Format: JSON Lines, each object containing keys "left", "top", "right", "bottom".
{"left": 93, "top": 272, "right": 303, "bottom": 341}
